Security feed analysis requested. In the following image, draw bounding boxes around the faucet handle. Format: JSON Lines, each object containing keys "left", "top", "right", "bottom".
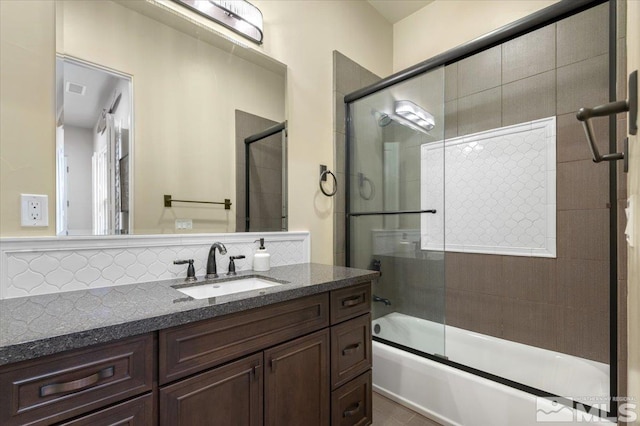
{"left": 227, "top": 255, "right": 246, "bottom": 276}
{"left": 174, "top": 259, "right": 196, "bottom": 282}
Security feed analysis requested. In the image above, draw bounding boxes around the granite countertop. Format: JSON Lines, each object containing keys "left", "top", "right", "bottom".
{"left": 0, "top": 263, "right": 378, "bottom": 366}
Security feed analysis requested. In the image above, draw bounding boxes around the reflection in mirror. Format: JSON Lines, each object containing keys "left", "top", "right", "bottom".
{"left": 56, "top": 58, "right": 132, "bottom": 236}
{"left": 56, "top": 0, "right": 286, "bottom": 235}
{"left": 234, "top": 113, "right": 287, "bottom": 232}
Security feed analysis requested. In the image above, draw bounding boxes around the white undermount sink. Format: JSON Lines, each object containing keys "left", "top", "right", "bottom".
{"left": 175, "top": 277, "right": 282, "bottom": 299}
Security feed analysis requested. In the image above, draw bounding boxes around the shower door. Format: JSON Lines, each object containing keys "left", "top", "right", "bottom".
{"left": 347, "top": 67, "right": 446, "bottom": 357}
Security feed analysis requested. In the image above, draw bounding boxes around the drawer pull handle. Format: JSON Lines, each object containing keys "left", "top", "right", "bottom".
{"left": 253, "top": 364, "right": 261, "bottom": 380}
{"left": 342, "top": 296, "right": 362, "bottom": 307}
{"left": 343, "top": 401, "right": 361, "bottom": 417}
{"left": 40, "top": 366, "right": 115, "bottom": 397}
{"left": 342, "top": 343, "right": 361, "bottom": 356}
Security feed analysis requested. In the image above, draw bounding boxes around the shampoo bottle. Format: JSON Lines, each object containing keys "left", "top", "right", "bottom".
{"left": 253, "top": 238, "right": 271, "bottom": 271}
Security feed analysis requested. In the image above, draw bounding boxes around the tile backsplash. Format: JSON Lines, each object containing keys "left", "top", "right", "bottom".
{"left": 0, "top": 232, "right": 310, "bottom": 299}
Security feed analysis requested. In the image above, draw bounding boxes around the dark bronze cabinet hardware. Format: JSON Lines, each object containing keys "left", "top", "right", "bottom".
{"left": 343, "top": 401, "right": 361, "bottom": 417}
{"left": 342, "top": 296, "right": 362, "bottom": 307}
{"left": 40, "top": 366, "right": 115, "bottom": 397}
{"left": 342, "top": 343, "right": 361, "bottom": 356}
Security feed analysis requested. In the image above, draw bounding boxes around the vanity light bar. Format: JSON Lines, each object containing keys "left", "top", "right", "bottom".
{"left": 172, "top": 0, "right": 264, "bottom": 44}
{"left": 394, "top": 100, "right": 435, "bottom": 133}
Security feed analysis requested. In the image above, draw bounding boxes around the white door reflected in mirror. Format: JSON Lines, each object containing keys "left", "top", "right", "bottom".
{"left": 56, "top": 58, "right": 132, "bottom": 236}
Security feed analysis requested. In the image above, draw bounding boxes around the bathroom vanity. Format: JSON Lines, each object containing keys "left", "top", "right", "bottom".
{"left": 0, "top": 264, "right": 376, "bottom": 426}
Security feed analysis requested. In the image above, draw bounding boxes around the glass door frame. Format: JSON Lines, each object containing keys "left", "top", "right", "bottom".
{"left": 344, "top": 0, "right": 619, "bottom": 419}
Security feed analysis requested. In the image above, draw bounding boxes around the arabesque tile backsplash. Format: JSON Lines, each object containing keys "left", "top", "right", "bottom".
{"left": 0, "top": 232, "right": 310, "bottom": 299}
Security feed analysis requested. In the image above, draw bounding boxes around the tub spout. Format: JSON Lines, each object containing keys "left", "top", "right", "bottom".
{"left": 373, "top": 294, "right": 391, "bottom": 306}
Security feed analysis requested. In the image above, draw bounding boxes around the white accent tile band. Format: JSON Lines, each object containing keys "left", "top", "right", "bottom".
{"left": 0, "top": 232, "right": 310, "bottom": 299}
{"left": 421, "top": 117, "right": 557, "bottom": 258}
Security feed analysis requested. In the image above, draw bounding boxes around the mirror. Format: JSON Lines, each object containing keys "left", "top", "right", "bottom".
{"left": 56, "top": 0, "right": 287, "bottom": 235}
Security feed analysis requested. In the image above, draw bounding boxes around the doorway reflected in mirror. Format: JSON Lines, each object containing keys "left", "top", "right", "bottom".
{"left": 56, "top": 57, "right": 132, "bottom": 236}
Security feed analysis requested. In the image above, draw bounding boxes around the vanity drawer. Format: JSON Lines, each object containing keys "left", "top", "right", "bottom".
{"left": 331, "top": 314, "right": 372, "bottom": 389}
{"left": 57, "top": 393, "right": 153, "bottom": 425}
{"left": 159, "top": 293, "right": 329, "bottom": 384}
{"left": 0, "top": 334, "right": 153, "bottom": 426}
{"left": 331, "top": 371, "right": 372, "bottom": 426}
{"left": 330, "top": 283, "right": 371, "bottom": 325}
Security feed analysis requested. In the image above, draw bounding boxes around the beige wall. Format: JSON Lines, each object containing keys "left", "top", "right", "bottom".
{"left": 626, "top": 0, "right": 639, "bottom": 418}
{"left": 393, "top": 0, "right": 559, "bottom": 72}
{"left": 0, "top": 1, "right": 56, "bottom": 236}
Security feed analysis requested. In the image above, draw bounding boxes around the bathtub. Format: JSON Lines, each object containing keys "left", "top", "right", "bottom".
{"left": 372, "top": 313, "right": 615, "bottom": 426}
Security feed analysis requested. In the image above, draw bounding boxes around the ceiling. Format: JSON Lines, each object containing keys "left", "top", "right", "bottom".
{"left": 57, "top": 60, "right": 118, "bottom": 129}
{"left": 367, "top": 0, "right": 434, "bottom": 24}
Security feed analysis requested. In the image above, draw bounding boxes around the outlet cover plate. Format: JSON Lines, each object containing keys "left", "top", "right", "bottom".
{"left": 175, "top": 219, "right": 193, "bottom": 230}
{"left": 21, "top": 194, "right": 49, "bottom": 227}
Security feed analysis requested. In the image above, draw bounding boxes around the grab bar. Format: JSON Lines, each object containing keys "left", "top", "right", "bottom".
{"left": 164, "top": 194, "right": 232, "bottom": 210}
{"left": 576, "top": 70, "right": 637, "bottom": 172}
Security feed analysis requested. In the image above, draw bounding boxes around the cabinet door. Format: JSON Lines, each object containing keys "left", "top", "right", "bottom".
{"left": 265, "top": 329, "right": 330, "bottom": 426}
{"left": 159, "top": 353, "right": 263, "bottom": 426}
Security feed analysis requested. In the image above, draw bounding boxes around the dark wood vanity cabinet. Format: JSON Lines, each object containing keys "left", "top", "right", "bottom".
{"left": 157, "top": 283, "right": 372, "bottom": 426}
{"left": 0, "top": 281, "right": 372, "bottom": 426}
{"left": 0, "top": 334, "right": 154, "bottom": 426}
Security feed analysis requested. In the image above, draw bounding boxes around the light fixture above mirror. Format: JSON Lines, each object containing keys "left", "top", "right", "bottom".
{"left": 173, "top": 0, "right": 264, "bottom": 44}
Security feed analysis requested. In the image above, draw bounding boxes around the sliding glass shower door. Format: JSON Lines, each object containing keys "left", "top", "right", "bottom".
{"left": 347, "top": 67, "right": 446, "bottom": 357}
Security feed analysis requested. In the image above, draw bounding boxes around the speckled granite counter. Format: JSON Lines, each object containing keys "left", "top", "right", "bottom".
{"left": 0, "top": 263, "right": 378, "bottom": 366}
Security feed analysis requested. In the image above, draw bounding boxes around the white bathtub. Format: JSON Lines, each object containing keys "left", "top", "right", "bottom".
{"left": 372, "top": 313, "right": 615, "bottom": 426}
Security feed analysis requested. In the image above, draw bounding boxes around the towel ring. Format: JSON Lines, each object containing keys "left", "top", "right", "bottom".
{"left": 320, "top": 170, "right": 337, "bottom": 197}
{"left": 358, "top": 173, "right": 375, "bottom": 200}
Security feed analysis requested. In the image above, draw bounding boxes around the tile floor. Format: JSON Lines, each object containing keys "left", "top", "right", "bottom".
{"left": 372, "top": 392, "right": 442, "bottom": 426}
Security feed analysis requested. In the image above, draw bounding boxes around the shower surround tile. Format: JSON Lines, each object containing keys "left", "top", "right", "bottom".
{"left": 501, "top": 24, "right": 556, "bottom": 84}
{"left": 0, "top": 232, "right": 310, "bottom": 299}
{"left": 501, "top": 70, "right": 556, "bottom": 126}
{"left": 457, "top": 45, "right": 501, "bottom": 97}
{"left": 556, "top": 2, "right": 608, "bottom": 67}
{"left": 557, "top": 159, "right": 610, "bottom": 210}
{"left": 556, "top": 54, "right": 609, "bottom": 115}
{"left": 422, "top": 117, "right": 557, "bottom": 258}
{"left": 456, "top": 87, "right": 502, "bottom": 136}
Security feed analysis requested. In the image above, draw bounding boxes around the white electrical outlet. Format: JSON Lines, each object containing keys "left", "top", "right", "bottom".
{"left": 21, "top": 194, "right": 49, "bottom": 227}
{"left": 175, "top": 219, "right": 193, "bottom": 230}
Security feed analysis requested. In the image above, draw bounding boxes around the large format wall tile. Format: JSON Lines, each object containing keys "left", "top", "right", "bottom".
{"left": 557, "top": 159, "right": 610, "bottom": 210}
{"left": 557, "top": 209, "right": 609, "bottom": 260}
{"left": 557, "top": 54, "right": 609, "bottom": 115}
{"left": 457, "top": 46, "right": 501, "bottom": 98}
{"left": 457, "top": 87, "right": 502, "bottom": 136}
{"left": 446, "top": 289, "right": 504, "bottom": 338}
{"left": 557, "top": 258, "right": 609, "bottom": 312}
{"left": 502, "top": 70, "right": 556, "bottom": 126}
{"left": 556, "top": 3, "right": 608, "bottom": 68}
{"left": 502, "top": 300, "right": 564, "bottom": 352}
{"left": 502, "top": 256, "right": 558, "bottom": 304}
{"left": 502, "top": 24, "right": 556, "bottom": 84}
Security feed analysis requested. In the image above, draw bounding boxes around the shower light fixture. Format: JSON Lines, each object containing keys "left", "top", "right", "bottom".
{"left": 172, "top": 0, "right": 264, "bottom": 44}
{"left": 394, "top": 100, "right": 435, "bottom": 133}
